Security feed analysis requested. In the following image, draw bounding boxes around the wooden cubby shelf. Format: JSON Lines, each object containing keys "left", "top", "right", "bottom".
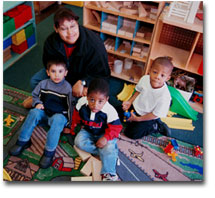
{"left": 147, "top": 6, "right": 203, "bottom": 76}
{"left": 83, "top": 1, "right": 165, "bottom": 84}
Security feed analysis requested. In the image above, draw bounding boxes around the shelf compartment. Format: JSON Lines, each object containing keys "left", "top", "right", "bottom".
{"left": 85, "top": 2, "right": 156, "bottom": 25}
{"left": 111, "top": 64, "right": 144, "bottom": 84}
{"left": 159, "top": 23, "right": 197, "bottom": 51}
{"left": 150, "top": 42, "right": 190, "bottom": 70}
{"left": 3, "top": 43, "right": 37, "bottom": 71}
{"left": 83, "top": 7, "right": 101, "bottom": 31}
{"left": 187, "top": 53, "right": 203, "bottom": 76}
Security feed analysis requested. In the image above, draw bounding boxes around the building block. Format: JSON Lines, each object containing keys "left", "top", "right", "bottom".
{"left": 3, "top": 37, "right": 12, "bottom": 50}
{"left": 25, "top": 24, "right": 34, "bottom": 39}
{"left": 12, "top": 29, "right": 26, "bottom": 46}
{"left": 73, "top": 145, "right": 91, "bottom": 162}
{"left": 3, "top": 15, "right": 15, "bottom": 38}
{"left": 11, "top": 40, "right": 28, "bottom": 54}
{"left": 80, "top": 156, "right": 102, "bottom": 178}
{"left": 27, "top": 34, "right": 36, "bottom": 48}
{"left": 117, "top": 83, "right": 135, "bottom": 102}
{"left": 71, "top": 176, "right": 93, "bottom": 181}
{"left": 161, "top": 117, "right": 195, "bottom": 131}
{"left": 163, "top": 142, "right": 173, "bottom": 154}
{"left": 91, "top": 158, "right": 102, "bottom": 181}
{"left": 138, "top": 2, "right": 148, "bottom": 18}
{"left": 168, "top": 151, "right": 178, "bottom": 162}
{"left": 3, "top": 46, "right": 12, "bottom": 63}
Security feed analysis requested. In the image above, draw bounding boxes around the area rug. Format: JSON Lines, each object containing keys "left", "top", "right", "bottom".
{"left": 3, "top": 108, "right": 26, "bottom": 146}
{"left": 117, "top": 134, "right": 203, "bottom": 181}
{"left": 3, "top": 126, "right": 84, "bottom": 181}
{"left": 3, "top": 84, "right": 203, "bottom": 182}
{"left": 3, "top": 84, "right": 32, "bottom": 107}
{"left": 3, "top": 85, "right": 84, "bottom": 181}
{"left": 3, "top": 85, "right": 30, "bottom": 146}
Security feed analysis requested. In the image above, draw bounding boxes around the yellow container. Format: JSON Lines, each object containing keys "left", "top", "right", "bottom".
{"left": 62, "top": 1, "right": 83, "bottom": 7}
{"left": 12, "top": 29, "right": 26, "bottom": 45}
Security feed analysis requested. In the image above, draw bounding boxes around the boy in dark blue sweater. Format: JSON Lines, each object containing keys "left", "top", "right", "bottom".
{"left": 9, "top": 58, "right": 73, "bottom": 169}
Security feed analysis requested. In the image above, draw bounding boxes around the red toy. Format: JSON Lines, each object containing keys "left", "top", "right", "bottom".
{"left": 163, "top": 142, "right": 174, "bottom": 154}
{"left": 194, "top": 146, "right": 203, "bottom": 157}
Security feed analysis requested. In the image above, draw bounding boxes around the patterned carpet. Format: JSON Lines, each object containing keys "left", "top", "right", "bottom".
{"left": 3, "top": 85, "right": 203, "bottom": 182}
{"left": 117, "top": 134, "right": 203, "bottom": 181}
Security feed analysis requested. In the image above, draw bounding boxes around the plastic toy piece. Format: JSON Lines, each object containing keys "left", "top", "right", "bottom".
{"left": 168, "top": 86, "right": 198, "bottom": 121}
{"left": 171, "top": 139, "right": 179, "bottom": 150}
{"left": 3, "top": 168, "right": 12, "bottom": 181}
{"left": 123, "top": 110, "right": 136, "bottom": 122}
{"left": 168, "top": 151, "right": 178, "bottom": 162}
{"left": 4, "top": 114, "right": 15, "bottom": 126}
{"left": 73, "top": 145, "right": 91, "bottom": 162}
{"left": 161, "top": 117, "right": 195, "bottom": 131}
{"left": 163, "top": 142, "right": 174, "bottom": 154}
{"left": 117, "top": 83, "right": 135, "bottom": 102}
{"left": 194, "top": 146, "right": 203, "bottom": 157}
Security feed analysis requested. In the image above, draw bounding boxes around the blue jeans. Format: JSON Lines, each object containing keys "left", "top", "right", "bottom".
{"left": 18, "top": 108, "right": 67, "bottom": 152}
{"left": 74, "top": 129, "right": 118, "bottom": 175}
{"left": 30, "top": 68, "right": 48, "bottom": 90}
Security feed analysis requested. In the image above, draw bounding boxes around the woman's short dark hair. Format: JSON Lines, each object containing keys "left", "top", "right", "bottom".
{"left": 87, "top": 78, "right": 109, "bottom": 97}
{"left": 54, "top": 7, "right": 79, "bottom": 28}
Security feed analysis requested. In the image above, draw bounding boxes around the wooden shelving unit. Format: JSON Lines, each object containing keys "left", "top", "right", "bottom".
{"left": 83, "top": 1, "right": 165, "bottom": 84}
{"left": 146, "top": 6, "right": 203, "bottom": 76}
{"left": 3, "top": 1, "right": 37, "bottom": 71}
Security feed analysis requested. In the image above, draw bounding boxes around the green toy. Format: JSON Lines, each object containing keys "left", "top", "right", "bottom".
{"left": 168, "top": 86, "right": 198, "bottom": 121}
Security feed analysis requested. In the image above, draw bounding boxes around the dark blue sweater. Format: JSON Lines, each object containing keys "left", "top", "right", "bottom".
{"left": 32, "top": 78, "right": 73, "bottom": 127}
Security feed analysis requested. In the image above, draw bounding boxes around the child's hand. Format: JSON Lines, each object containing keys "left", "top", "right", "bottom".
{"left": 96, "top": 136, "right": 107, "bottom": 148}
{"left": 35, "top": 104, "right": 44, "bottom": 110}
{"left": 122, "top": 101, "right": 131, "bottom": 111}
{"left": 127, "top": 112, "right": 139, "bottom": 122}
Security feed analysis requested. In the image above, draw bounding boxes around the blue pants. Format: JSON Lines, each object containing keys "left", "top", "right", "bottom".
{"left": 18, "top": 108, "right": 67, "bottom": 152}
{"left": 74, "top": 129, "right": 118, "bottom": 175}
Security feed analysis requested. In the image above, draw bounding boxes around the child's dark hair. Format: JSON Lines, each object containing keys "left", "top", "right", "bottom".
{"left": 87, "top": 78, "right": 109, "bottom": 97}
{"left": 152, "top": 56, "right": 174, "bottom": 72}
{"left": 47, "top": 58, "right": 67, "bottom": 70}
{"left": 54, "top": 7, "right": 79, "bottom": 28}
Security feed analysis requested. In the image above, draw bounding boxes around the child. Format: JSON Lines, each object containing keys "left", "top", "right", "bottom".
{"left": 71, "top": 78, "right": 122, "bottom": 181}
{"left": 122, "top": 56, "right": 174, "bottom": 139}
{"left": 9, "top": 58, "right": 73, "bottom": 169}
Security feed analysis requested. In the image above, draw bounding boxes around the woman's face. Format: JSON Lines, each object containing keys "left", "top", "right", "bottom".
{"left": 55, "top": 19, "right": 79, "bottom": 44}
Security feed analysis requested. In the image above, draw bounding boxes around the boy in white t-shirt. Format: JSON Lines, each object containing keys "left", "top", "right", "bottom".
{"left": 122, "top": 56, "right": 174, "bottom": 139}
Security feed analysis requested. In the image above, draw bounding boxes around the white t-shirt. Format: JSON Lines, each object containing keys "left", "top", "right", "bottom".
{"left": 133, "top": 75, "right": 171, "bottom": 118}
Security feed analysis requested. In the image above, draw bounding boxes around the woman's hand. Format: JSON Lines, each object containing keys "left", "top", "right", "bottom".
{"left": 72, "top": 80, "right": 84, "bottom": 98}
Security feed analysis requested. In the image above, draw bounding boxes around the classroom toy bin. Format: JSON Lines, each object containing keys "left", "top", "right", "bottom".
{"left": 3, "top": 15, "right": 15, "bottom": 38}
{"left": 4, "top": 4, "right": 32, "bottom": 29}
{"left": 11, "top": 40, "right": 28, "bottom": 54}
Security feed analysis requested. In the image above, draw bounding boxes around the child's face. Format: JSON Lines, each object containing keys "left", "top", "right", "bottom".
{"left": 149, "top": 63, "right": 171, "bottom": 89}
{"left": 54, "top": 19, "right": 79, "bottom": 44}
{"left": 87, "top": 92, "right": 109, "bottom": 113}
{"left": 46, "top": 64, "right": 68, "bottom": 84}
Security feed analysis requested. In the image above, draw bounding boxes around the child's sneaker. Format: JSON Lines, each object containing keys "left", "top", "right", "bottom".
{"left": 102, "top": 173, "right": 119, "bottom": 181}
